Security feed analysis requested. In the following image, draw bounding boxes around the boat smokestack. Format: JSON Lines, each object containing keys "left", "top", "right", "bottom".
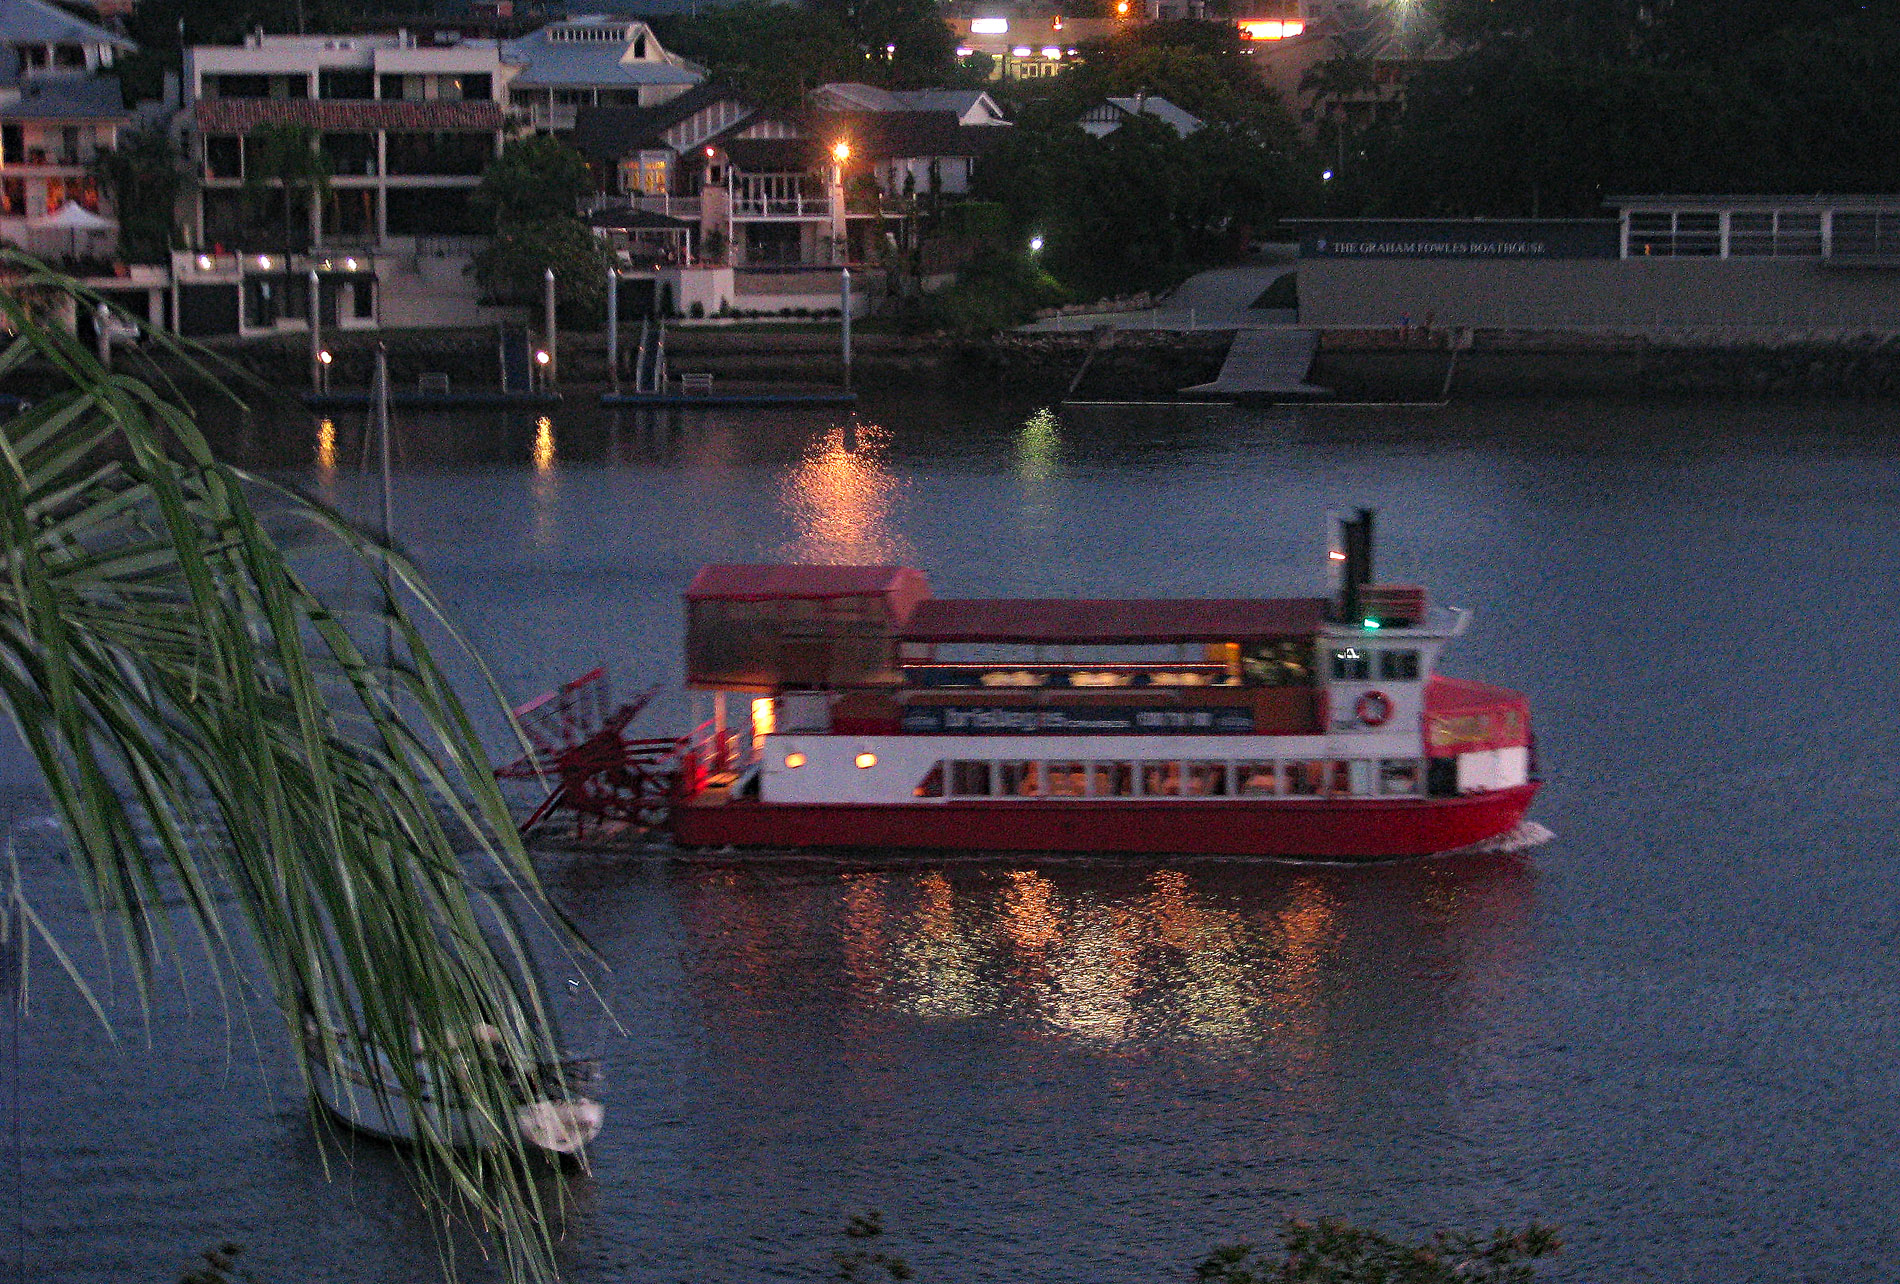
{"left": 1337, "top": 508, "right": 1374, "bottom": 622}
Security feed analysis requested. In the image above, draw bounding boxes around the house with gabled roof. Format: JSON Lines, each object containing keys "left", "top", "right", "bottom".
{"left": 810, "top": 83, "right": 1009, "bottom": 128}
{"left": 1077, "top": 94, "right": 1203, "bottom": 138}
{"left": 501, "top": 16, "right": 704, "bottom": 133}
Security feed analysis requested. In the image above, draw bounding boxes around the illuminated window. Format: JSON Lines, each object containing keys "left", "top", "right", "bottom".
{"left": 1284, "top": 761, "right": 1325, "bottom": 796}
{"left": 914, "top": 761, "right": 944, "bottom": 798}
{"left": 1331, "top": 760, "right": 1374, "bottom": 796}
{"left": 951, "top": 760, "right": 993, "bottom": 796}
{"left": 1140, "top": 761, "right": 1181, "bottom": 796}
{"left": 970, "top": 16, "right": 1009, "bottom": 32}
{"left": 1047, "top": 761, "right": 1086, "bottom": 796}
{"left": 1379, "top": 759, "right": 1420, "bottom": 795}
{"left": 1186, "top": 762, "right": 1228, "bottom": 796}
{"left": 999, "top": 761, "right": 1041, "bottom": 797}
{"left": 1092, "top": 761, "right": 1133, "bottom": 796}
{"left": 1236, "top": 762, "right": 1277, "bottom": 795}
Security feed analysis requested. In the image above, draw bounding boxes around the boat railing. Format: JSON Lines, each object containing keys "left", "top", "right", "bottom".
{"left": 902, "top": 662, "right": 1237, "bottom": 691}
{"left": 678, "top": 718, "right": 746, "bottom": 797}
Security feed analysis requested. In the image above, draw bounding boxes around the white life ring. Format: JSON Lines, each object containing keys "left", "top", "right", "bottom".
{"left": 1355, "top": 690, "right": 1393, "bottom": 727}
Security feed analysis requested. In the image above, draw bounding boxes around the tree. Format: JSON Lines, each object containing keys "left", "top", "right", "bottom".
{"left": 90, "top": 127, "right": 182, "bottom": 264}
{"left": 0, "top": 253, "right": 582, "bottom": 1284}
{"left": 478, "top": 135, "right": 595, "bottom": 227}
{"left": 474, "top": 219, "right": 615, "bottom": 324}
{"left": 242, "top": 121, "right": 331, "bottom": 253}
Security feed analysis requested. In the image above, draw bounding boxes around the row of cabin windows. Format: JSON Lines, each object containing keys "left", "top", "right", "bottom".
{"left": 916, "top": 757, "right": 1426, "bottom": 799}
{"left": 1329, "top": 648, "right": 1420, "bottom": 682}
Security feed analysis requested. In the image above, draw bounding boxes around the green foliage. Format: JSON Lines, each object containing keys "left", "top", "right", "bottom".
{"left": 1195, "top": 1218, "right": 1561, "bottom": 1284}
{"left": 474, "top": 219, "right": 614, "bottom": 326}
{"left": 901, "top": 247, "right": 1067, "bottom": 336}
{"left": 0, "top": 254, "right": 584, "bottom": 1284}
{"left": 832, "top": 1211, "right": 914, "bottom": 1283}
{"left": 478, "top": 135, "right": 595, "bottom": 227}
{"left": 90, "top": 127, "right": 182, "bottom": 264}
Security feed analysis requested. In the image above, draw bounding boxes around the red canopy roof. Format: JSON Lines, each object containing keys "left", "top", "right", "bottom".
{"left": 900, "top": 597, "right": 1328, "bottom": 644}
{"left": 686, "top": 564, "right": 928, "bottom": 603}
{"left": 1423, "top": 676, "right": 1531, "bottom": 754}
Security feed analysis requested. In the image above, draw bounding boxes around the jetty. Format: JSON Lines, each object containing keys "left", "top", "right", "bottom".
{"left": 1179, "top": 328, "right": 1332, "bottom": 401}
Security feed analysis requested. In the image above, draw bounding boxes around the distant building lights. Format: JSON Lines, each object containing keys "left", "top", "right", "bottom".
{"left": 534, "top": 349, "right": 550, "bottom": 365}
{"left": 1052, "top": 14, "right": 1064, "bottom": 29}
{"left": 1238, "top": 18, "right": 1304, "bottom": 39}
{"left": 1322, "top": 168, "right": 1334, "bottom": 181}
{"left": 343, "top": 257, "right": 358, "bottom": 271}
{"left": 317, "top": 349, "right": 333, "bottom": 365}
{"left": 1116, "top": 0, "right": 1129, "bottom": 13}
{"left": 195, "top": 254, "right": 213, "bottom": 270}
{"left": 1029, "top": 234, "right": 1044, "bottom": 252}
{"left": 1041, "top": 45, "right": 1062, "bottom": 58}
{"left": 970, "top": 16, "right": 1008, "bottom": 33}
{"left": 1012, "top": 45, "right": 1032, "bottom": 56}
{"left": 255, "top": 254, "right": 272, "bottom": 269}
{"left": 957, "top": 45, "right": 974, "bottom": 55}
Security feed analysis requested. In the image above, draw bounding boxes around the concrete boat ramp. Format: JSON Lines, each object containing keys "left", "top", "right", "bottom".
{"left": 1179, "top": 328, "right": 1332, "bottom": 401}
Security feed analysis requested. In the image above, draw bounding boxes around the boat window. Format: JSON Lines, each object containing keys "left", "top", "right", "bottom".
{"left": 1378, "top": 758, "right": 1420, "bottom": 795}
{"left": 1241, "top": 638, "right": 1313, "bottom": 687}
{"left": 999, "top": 761, "right": 1041, "bottom": 797}
{"left": 1378, "top": 649, "right": 1420, "bottom": 681}
{"left": 1186, "top": 762, "right": 1228, "bottom": 796}
{"left": 1331, "top": 648, "right": 1371, "bottom": 681}
{"left": 1426, "top": 758, "right": 1457, "bottom": 797}
{"left": 1235, "top": 761, "right": 1277, "bottom": 795}
{"left": 1047, "top": 761, "right": 1087, "bottom": 796}
{"left": 951, "top": 760, "right": 993, "bottom": 796}
{"left": 1284, "top": 760, "right": 1326, "bottom": 796}
{"left": 1337, "top": 759, "right": 1374, "bottom": 796}
{"left": 914, "top": 761, "right": 944, "bottom": 798}
{"left": 1140, "top": 760, "right": 1181, "bottom": 796}
{"left": 1092, "top": 761, "right": 1133, "bottom": 796}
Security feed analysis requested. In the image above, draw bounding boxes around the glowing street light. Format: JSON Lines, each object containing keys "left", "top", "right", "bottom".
{"left": 1029, "top": 234, "right": 1044, "bottom": 253}
{"left": 534, "top": 349, "right": 551, "bottom": 366}
{"left": 1322, "top": 168, "right": 1334, "bottom": 181}
{"left": 317, "top": 349, "right": 333, "bottom": 365}
{"left": 832, "top": 140, "right": 852, "bottom": 163}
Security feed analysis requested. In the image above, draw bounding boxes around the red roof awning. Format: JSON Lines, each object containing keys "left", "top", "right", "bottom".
{"left": 1423, "top": 676, "right": 1531, "bottom": 754}
{"left": 685, "top": 564, "right": 929, "bottom": 603}
{"left": 191, "top": 100, "right": 505, "bottom": 132}
{"left": 900, "top": 597, "right": 1328, "bottom": 644}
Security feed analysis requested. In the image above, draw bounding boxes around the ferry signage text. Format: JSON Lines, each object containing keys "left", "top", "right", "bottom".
{"left": 900, "top": 706, "right": 1256, "bottom": 734}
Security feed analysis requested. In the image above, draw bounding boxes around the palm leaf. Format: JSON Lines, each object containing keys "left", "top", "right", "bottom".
{"left": 0, "top": 251, "right": 586, "bottom": 1283}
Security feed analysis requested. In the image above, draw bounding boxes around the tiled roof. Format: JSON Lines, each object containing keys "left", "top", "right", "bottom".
{"left": 819, "top": 110, "right": 1009, "bottom": 160}
{"left": 570, "top": 83, "right": 753, "bottom": 162}
{"left": 0, "top": 0, "right": 135, "bottom": 49}
{"left": 191, "top": 99, "right": 505, "bottom": 131}
{"left": 0, "top": 75, "right": 127, "bottom": 120}
{"left": 720, "top": 136, "right": 821, "bottom": 172}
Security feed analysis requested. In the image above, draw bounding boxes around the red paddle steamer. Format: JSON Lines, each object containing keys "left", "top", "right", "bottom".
{"left": 657, "top": 511, "right": 1537, "bottom": 860}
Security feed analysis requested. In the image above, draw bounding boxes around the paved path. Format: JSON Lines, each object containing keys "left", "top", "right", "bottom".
{"left": 1017, "top": 260, "right": 1298, "bottom": 333}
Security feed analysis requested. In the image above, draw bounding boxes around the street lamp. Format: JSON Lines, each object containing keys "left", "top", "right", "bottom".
{"left": 1029, "top": 234, "right": 1044, "bottom": 254}
{"left": 832, "top": 140, "right": 851, "bottom": 164}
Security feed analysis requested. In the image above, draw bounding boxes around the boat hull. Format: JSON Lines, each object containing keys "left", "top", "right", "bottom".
{"left": 671, "top": 783, "right": 1539, "bottom": 860}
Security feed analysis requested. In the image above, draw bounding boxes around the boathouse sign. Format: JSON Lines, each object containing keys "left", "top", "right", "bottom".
{"left": 900, "top": 706, "right": 1255, "bottom": 734}
{"left": 1291, "top": 219, "right": 1620, "bottom": 259}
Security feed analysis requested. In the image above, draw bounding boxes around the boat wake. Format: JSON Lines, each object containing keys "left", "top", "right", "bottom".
{"left": 1452, "top": 820, "right": 1554, "bottom": 856}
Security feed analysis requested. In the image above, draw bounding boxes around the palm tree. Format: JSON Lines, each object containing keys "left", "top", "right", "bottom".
{"left": 0, "top": 252, "right": 581, "bottom": 1284}
{"left": 243, "top": 122, "right": 333, "bottom": 253}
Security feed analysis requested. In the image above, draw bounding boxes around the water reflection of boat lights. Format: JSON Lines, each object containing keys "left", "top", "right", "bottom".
{"left": 315, "top": 418, "right": 336, "bottom": 475}
{"left": 777, "top": 422, "right": 909, "bottom": 564}
{"left": 531, "top": 416, "right": 558, "bottom": 548}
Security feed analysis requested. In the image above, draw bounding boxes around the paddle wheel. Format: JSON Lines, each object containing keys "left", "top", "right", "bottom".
{"left": 494, "top": 668, "right": 678, "bottom": 837}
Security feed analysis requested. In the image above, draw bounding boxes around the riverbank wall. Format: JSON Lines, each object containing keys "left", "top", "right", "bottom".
{"left": 198, "top": 325, "right": 1900, "bottom": 403}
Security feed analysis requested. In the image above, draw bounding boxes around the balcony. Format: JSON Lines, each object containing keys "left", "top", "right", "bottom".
{"left": 587, "top": 193, "right": 703, "bottom": 222}
{"left": 730, "top": 194, "right": 831, "bottom": 219}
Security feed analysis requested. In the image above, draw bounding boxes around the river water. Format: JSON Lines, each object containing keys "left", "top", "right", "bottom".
{"left": 9, "top": 392, "right": 1900, "bottom": 1282}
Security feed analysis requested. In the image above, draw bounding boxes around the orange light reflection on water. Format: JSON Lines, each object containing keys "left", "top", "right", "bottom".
{"left": 777, "top": 421, "right": 909, "bottom": 563}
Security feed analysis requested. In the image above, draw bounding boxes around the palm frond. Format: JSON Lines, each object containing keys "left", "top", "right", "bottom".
{"left": 0, "top": 251, "right": 586, "bottom": 1283}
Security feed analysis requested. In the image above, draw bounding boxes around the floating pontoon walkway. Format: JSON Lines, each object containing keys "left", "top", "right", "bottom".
{"left": 303, "top": 390, "right": 561, "bottom": 410}
{"left": 1179, "top": 328, "right": 1332, "bottom": 401}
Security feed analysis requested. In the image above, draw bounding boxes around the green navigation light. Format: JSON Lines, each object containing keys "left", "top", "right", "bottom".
{"left": 1362, "top": 618, "right": 1381, "bottom": 629}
